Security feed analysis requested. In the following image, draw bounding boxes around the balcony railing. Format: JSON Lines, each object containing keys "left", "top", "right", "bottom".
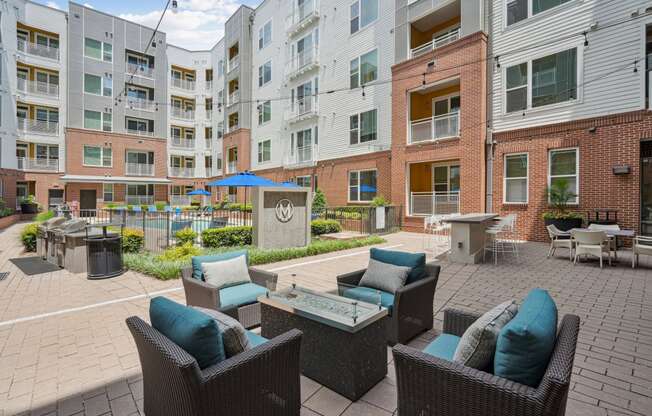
{"left": 126, "top": 129, "right": 155, "bottom": 137}
{"left": 171, "top": 78, "right": 196, "bottom": 91}
{"left": 228, "top": 90, "right": 240, "bottom": 106}
{"left": 205, "top": 139, "right": 212, "bottom": 149}
{"left": 284, "top": 145, "right": 317, "bottom": 168}
{"left": 16, "top": 78, "right": 59, "bottom": 98}
{"left": 286, "top": 0, "right": 319, "bottom": 34}
{"left": 286, "top": 96, "right": 318, "bottom": 122}
{"left": 227, "top": 161, "right": 237, "bottom": 174}
{"left": 170, "top": 107, "right": 195, "bottom": 121}
{"left": 171, "top": 137, "right": 195, "bottom": 149}
{"left": 205, "top": 167, "right": 213, "bottom": 177}
{"left": 126, "top": 195, "right": 154, "bottom": 205}
{"left": 206, "top": 81, "right": 213, "bottom": 90}
{"left": 286, "top": 47, "right": 319, "bottom": 79}
{"left": 228, "top": 55, "right": 240, "bottom": 73}
{"left": 17, "top": 157, "right": 59, "bottom": 171}
{"left": 125, "top": 98, "right": 156, "bottom": 112}
{"left": 409, "top": 112, "right": 460, "bottom": 144}
{"left": 126, "top": 63, "right": 155, "bottom": 78}
{"left": 17, "top": 118, "right": 58, "bottom": 135}
{"left": 228, "top": 123, "right": 240, "bottom": 133}
{"left": 410, "top": 28, "right": 460, "bottom": 58}
{"left": 125, "top": 163, "right": 154, "bottom": 176}
{"left": 410, "top": 191, "right": 460, "bottom": 216}
{"left": 17, "top": 39, "right": 60, "bottom": 61}
{"left": 170, "top": 195, "right": 192, "bottom": 206}
{"left": 169, "top": 167, "right": 195, "bottom": 177}
{"left": 206, "top": 111, "right": 213, "bottom": 120}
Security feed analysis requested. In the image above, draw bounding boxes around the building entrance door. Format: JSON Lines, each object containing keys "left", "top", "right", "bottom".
{"left": 80, "top": 190, "right": 97, "bottom": 211}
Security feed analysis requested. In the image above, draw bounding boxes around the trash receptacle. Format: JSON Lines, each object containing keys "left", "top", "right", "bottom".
{"left": 85, "top": 223, "right": 124, "bottom": 279}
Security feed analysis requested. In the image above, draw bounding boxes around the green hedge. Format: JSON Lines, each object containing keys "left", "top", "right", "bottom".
{"left": 202, "top": 226, "right": 252, "bottom": 248}
{"left": 122, "top": 228, "right": 145, "bottom": 253}
{"left": 311, "top": 219, "right": 342, "bottom": 235}
{"left": 20, "top": 223, "right": 38, "bottom": 252}
{"left": 175, "top": 227, "right": 197, "bottom": 246}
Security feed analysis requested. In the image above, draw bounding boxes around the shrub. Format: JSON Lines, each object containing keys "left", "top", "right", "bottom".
{"left": 157, "top": 242, "right": 201, "bottom": 262}
{"left": 311, "top": 219, "right": 342, "bottom": 235}
{"left": 35, "top": 211, "right": 55, "bottom": 222}
{"left": 105, "top": 202, "right": 116, "bottom": 210}
{"left": 20, "top": 223, "right": 38, "bottom": 252}
{"left": 0, "top": 199, "right": 13, "bottom": 218}
{"left": 202, "top": 226, "right": 252, "bottom": 248}
{"left": 175, "top": 227, "right": 197, "bottom": 246}
{"left": 226, "top": 203, "right": 252, "bottom": 212}
{"left": 370, "top": 195, "right": 389, "bottom": 207}
{"left": 122, "top": 228, "right": 145, "bottom": 253}
{"left": 312, "top": 189, "right": 327, "bottom": 213}
{"left": 155, "top": 201, "right": 167, "bottom": 211}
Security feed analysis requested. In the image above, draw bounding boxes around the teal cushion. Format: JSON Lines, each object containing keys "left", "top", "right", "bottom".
{"left": 191, "top": 250, "right": 249, "bottom": 280}
{"left": 423, "top": 334, "right": 461, "bottom": 361}
{"left": 494, "top": 289, "right": 558, "bottom": 387}
{"left": 219, "top": 282, "right": 267, "bottom": 308}
{"left": 342, "top": 286, "right": 395, "bottom": 315}
{"left": 149, "top": 297, "right": 225, "bottom": 369}
{"left": 245, "top": 331, "right": 268, "bottom": 347}
{"left": 370, "top": 248, "right": 426, "bottom": 284}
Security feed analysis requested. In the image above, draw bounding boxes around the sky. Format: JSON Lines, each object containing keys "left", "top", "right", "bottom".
{"left": 35, "top": 0, "right": 261, "bottom": 50}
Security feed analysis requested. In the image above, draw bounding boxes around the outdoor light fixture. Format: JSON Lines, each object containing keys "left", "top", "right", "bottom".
{"left": 583, "top": 32, "right": 589, "bottom": 47}
{"left": 172, "top": 0, "right": 178, "bottom": 13}
{"left": 495, "top": 56, "right": 501, "bottom": 68}
{"left": 613, "top": 165, "right": 631, "bottom": 175}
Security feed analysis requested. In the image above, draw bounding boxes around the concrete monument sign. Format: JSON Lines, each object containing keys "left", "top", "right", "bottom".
{"left": 251, "top": 186, "right": 312, "bottom": 249}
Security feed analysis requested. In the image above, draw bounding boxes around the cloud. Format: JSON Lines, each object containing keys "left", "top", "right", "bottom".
{"left": 45, "top": 1, "right": 61, "bottom": 9}
{"left": 83, "top": 3, "right": 94, "bottom": 9}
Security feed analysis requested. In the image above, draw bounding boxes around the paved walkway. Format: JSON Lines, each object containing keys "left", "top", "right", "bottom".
{"left": 0, "top": 222, "right": 650, "bottom": 415}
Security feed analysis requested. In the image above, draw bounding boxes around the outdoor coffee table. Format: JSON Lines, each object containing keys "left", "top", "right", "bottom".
{"left": 259, "top": 285, "right": 388, "bottom": 401}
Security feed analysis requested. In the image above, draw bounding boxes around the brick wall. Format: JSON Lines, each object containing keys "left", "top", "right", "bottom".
{"left": 0, "top": 169, "right": 20, "bottom": 211}
{"left": 223, "top": 128, "right": 251, "bottom": 173}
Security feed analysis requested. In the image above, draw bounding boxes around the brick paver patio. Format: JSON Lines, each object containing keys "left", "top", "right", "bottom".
{"left": 0, "top": 222, "right": 651, "bottom": 415}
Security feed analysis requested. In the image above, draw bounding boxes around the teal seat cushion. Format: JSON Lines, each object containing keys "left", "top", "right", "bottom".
{"left": 423, "top": 334, "right": 461, "bottom": 361}
{"left": 370, "top": 248, "right": 426, "bottom": 284}
{"left": 342, "top": 286, "right": 395, "bottom": 315}
{"left": 245, "top": 331, "right": 268, "bottom": 348}
{"left": 191, "top": 250, "right": 248, "bottom": 280}
{"left": 494, "top": 288, "right": 558, "bottom": 387}
{"left": 149, "top": 296, "right": 225, "bottom": 369}
{"left": 219, "top": 282, "right": 267, "bottom": 308}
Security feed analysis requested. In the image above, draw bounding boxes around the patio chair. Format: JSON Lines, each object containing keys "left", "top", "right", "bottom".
{"left": 163, "top": 205, "right": 173, "bottom": 213}
{"left": 171, "top": 219, "right": 193, "bottom": 235}
{"left": 209, "top": 216, "right": 229, "bottom": 229}
{"left": 484, "top": 215, "right": 519, "bottom": 265}
{"left": 546, "top": 224, "right": 574, "bottom": 260}
{"left": 148, "top": 205, "right": 157, "bottom": 213}
{"left": 126, "top": 316, "right": 302, "bottom": 416}
{"left": 571, "top": 229, "right": 611, "bottom": 268}
{"left": 632, "top": 235, "right": 652, "bottom": 268}
{"left": 132, "top": 205, "right": 142, "bottom": 212}
{"left": 392, "top": 308, "right": 580, "bottom": 416}
{"left": 588, "top": 223, "right": 620, "bottom": 260}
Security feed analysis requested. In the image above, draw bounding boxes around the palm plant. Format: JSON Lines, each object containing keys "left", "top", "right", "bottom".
{"left": 543, "top": 179, "right": 582, "bottom": 219}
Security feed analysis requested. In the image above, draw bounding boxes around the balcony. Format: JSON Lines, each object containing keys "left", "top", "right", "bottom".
{"left": 286, "top": 47, "right": 319, "bottom": 79}
{"left": 171, "top": 137, "right": 195, "bottom": 149}
{"left": 410, "top": 28, "right": 460, "bottom": 58}
{"left": 17, "top": 118, "right": 58, "bottom": 136}
{"left": 126, "top": 195, "right": 154, "bottom": 205}
{"left": 205, "top": 167, "right": 213, "bottom": 177}
{"left": 228, "top": 91, "right": 240, "bottom": 106}
{"left": 285, "top": 96, "right": 318, "bottom": 123}
{"left": 206, "top": 111, "right": 213, "bottom": 120}
{"left": 126, "top": 63, "right": 155, "bottom": 79}
{"left": 169, "top": 167, "right": 195, "bottom": 177}
{"left": 171, "top": 78, "right": 196, "bottom": 91}
{"left": 125, "top": 98, "right": 156, "bottom": 112}
{"left": 17, "top": 39, "right": 59, "bottom": 61}
{"left": 286, "top": 0, "right": 319, "bottom": 36}
{"left": 205, "top": 139, "right": 212, "bottom": 149}
{"left": 16, "top": 78, "right": 59, "bottom": 98}
{"left": 284, "top": 145, "right": 317, "bottom": 168}
{"left": 125, "top": 163, "right": 154, "bottom": 176}
{"left": 17, "top": 157, "right": 59, "bottom": 172}
{"left": 170, "top": 195, "right": 192, "bottom": 206}
{"left": 409, "top": 191, "right": 460, "bottom": 216}
{"left": 126, "top": 129, "right": 155, "bottom": 137}
{"left": 206, "top": 81, "right": 213, "bottom": 90}
{"left": 227, "top": 161, "right": 237, "bottom": 174}
{"left": 170, "top": 107, "right": 195, "bottom": 121}
{"left": 409, "top": 112, "right": 460, "bottom": 144}
{"left": 228, "top": 123, "right": 240, "bottom": 133}
{"left": 228, "top": 55, "right": 240, "bottom": 73}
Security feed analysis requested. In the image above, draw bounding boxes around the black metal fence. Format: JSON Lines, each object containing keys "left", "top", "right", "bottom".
{"left": 319, "top": 206, "right": 402, "bottom": 235}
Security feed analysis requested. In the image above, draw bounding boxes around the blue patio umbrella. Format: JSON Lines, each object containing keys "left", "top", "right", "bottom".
{"left": 187, "top": 189, "right": 211, "bottom": 207}
{"left": 207, "top": 171, "right": 277, "bottom": 206}
{"left": 360, "top": 184, "right": 377, "bottom": 193}
{"left": 280, "top": 181, "right": 300, "bottom": 188}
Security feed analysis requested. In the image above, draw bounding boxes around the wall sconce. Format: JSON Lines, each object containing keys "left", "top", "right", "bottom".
{"left": 612, "top": 165, "right": 631, "bottom": 175}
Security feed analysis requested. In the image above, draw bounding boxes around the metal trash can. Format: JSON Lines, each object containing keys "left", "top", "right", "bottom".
{"left": 85, "top": 223, "right": 124, "bottom": 279}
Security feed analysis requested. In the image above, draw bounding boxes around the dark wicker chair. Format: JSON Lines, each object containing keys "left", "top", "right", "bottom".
{"left": 336, "top": 261, "right": 440, "bottom": 345}
{"left": 126, "top": 316, "right": 302, "bottom": 416}
{"left": 182, "top": 266, "right": 277, "bottom": 329}
{"left": 392, "top": 308, "right": 580, "bottom": 416}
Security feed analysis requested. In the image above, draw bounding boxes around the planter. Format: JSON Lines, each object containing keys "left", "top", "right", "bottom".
{"left": 544, "top": 217, "right": 583, "bottom": 232}
{"left": 20, "top": 203, "right": 39, "bottom": 214}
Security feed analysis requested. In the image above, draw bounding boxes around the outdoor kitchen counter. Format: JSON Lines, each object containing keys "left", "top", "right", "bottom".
{"left": 443, "top": 213, "right": 498, "bottom": 264}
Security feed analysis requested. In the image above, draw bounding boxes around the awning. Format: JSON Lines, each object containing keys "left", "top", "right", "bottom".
{"left": 59, "top": 175, "right": 172, "bottom": 184}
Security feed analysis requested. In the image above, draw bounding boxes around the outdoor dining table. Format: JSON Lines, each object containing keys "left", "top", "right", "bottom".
{"left": 569, "top": 228, "right": 635, "bottom": 238}
{"left": 443, "top": 213, "right": 498, "bottom": 264}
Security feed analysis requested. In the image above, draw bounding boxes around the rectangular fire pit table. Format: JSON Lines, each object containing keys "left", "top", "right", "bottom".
{"left": 259, "top": 286, "right": 388, "bottom": 401}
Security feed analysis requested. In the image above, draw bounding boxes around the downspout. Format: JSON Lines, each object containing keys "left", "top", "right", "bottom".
{"left": 484, "top": 0, "right": 494, "bottom": 213}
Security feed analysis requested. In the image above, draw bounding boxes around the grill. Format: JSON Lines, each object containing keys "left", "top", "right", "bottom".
{"left": 47, "top": 219, "right": 88, "bottom": 267}
{"left": 37, "top": 217, "right": 66, "bottom": 259}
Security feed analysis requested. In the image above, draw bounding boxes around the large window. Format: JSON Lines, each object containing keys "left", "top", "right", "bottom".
{"left": 83, "top": 145, "right": 112, "bottom": 167}
{"left": 259, "top": 21, "right": 272, "bottom": 50}
{"left": 350, "top": 49, "right": 378, "bottom": 88}
{"left": 296, "top": 176, "right": 311, "bottom": 188}
{"left": 258, "top": 140, "right": 271, "bottom": 163}
{"left": 350, "top": 109, "right": 377, "bottom": 145}
{"left": 84, "top": 74, "right": 112, "bottom": 97}
{"left": 504, "top": 154, "right": 528, "bottom": 203}
{"left": 126, "top": 118, "right": 150, "bottom": 133}
{"left": 350, "top": 0, "right": 378, "bottom": 34}
{"left": 257, "top": 100, "right": 271, "bottom": 125}
{"left": 505, "top": 48, "right": 577, "bottom": 113}
{"left": 258, "top": 61, "right": 272, "bottom": 87}
{"left": 548, "top": 148, "right": 578, "bottom": 204}
{"left": 83, "top": 110, "right": 112, "bottom": 132}
{"left": 84, "top": 38, "right": 112, "bottom": 62}
{"left": 349, "top": 170, "right": 377, "bottom": 202}
{"left": 507, "top": 0, "right": 571, "bottom": 26}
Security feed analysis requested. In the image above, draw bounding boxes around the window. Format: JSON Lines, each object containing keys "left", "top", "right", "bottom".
{"left": 349, "top": 109, "right": 377, "bottom": 145}
{"left": 296, "top": 176, "right": 311, "bottom": 188}
{"left": 505, "top": 48, "right": 577, "bottom": 113}
{"left": 350, "top": 49, "right": 377, "bottom": 88}
{"left": 349, "top": 170, "right": 377, "bottom": 202}
{"left": 126, "top": 117, "right": 149, "bottom": 133}
{"left": 504, "top": 154, "right": 528, "bottom": 203}
{"left": 103, "top": 43, "right": 112, "bottom": 62}
{"left": 548, "top": 148, "right": 578, "bottom": 204}
{"left": 350, "top": 0, "right": 378, "bottom": 34}
{"left": 507, "top": 0, "right": 571, "bottom": 26}
{"left": 83, "top": 145, "right": 112, "bottom": 167}
{"left": 259, "top": 21, "right": 272, "bottom": 50}
{"left": 217, "top": 60, "right": 224, "bottom": 78}
{"left": 83, "top": 110, "right": 112, "bottom": 132}
{"left": 84, "top": 74, "right": 112, "bottom": 96}
{"left": 127, "top": 184, "right": 154, "bottom": 197}
{"left": 103, "top": 184, "right": 113, "bottom": 202}
{"left": 257, "top": 100, "right": 271, "bottom": 125}
{"left": 84, "top": 38, "right": 112, "bottom": 62}
{"left": 258, "top": 140, "right": 271, "bottom": 163}
{"left": 258, "top": 61, "right": 272, "bottom": 87}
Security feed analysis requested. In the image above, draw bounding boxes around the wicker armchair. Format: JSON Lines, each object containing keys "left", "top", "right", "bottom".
{"left": 181, "top": 266, "right": 278, "bottom": 329}
{"left": 126, "top": 316, "right": 302, "bottom": 416}
{"left": 392, "top": 309, "right": 580, "bottom": 416}
{"left": 336, "top": 262, "right": 440, "bottom": 345}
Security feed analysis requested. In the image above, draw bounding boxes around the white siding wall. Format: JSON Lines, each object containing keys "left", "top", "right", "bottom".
{"left": 210, "top": 38, "right": 225, "bottom": 174}
{"left": 491, "top": 0, "right": 649, "bottom": 132}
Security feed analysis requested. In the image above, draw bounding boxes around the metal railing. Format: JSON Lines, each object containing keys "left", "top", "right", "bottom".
{"left": 170, "top": 195, "right": 192, "bottom": 206}
{"left": 286, "top": 0, "right": 319, "bottom": 33}
{"left": 228, "top": 90, "right": 240, "bottom": 106}
{"left": 17, "top": 118, "right": 58, "bottom": 135}
{"left": 17, "top": 157, "right": 59, "bottom": 171}
{"left": 125, "top": 98, "right": 156, "bottom": 112}
{"left": 318, "top": 206, "right": 402, "bottom": 235}
{"left": 409, "top": 192, "right": 460, "bottom": 216}
{"left": 205, "top": 139, "right": 212, "bottom": 149}
{"left": 125, "top": 196, "right": 155, "bottom": 206}
{"left": 170, "top": 107, "right": 195, "bottom": 120}
{"left": 227, "top": 161, "right": 237, "bottom": 174}
{"left": 286, "top": 96, "right": 318, "bottom": 122}
{"left": 409, "top": 112, "right": 460, "bottom": 144}
{"left": 16, "top": 78, "right": 59, "bottom": 98}
{"left": 284, "top": 145, "right": 316, "bottom": 167}
{"left": 286, "top": 47, "right": 319, "bottom": 78}
{"left": 169, "top": 166, "right": 195, "bottom": 177}
{"left": 17, "top": 38, "right": 60, "bottom": 60}
{"left": 125, "top": 163, "right": 154, "bottom": 176}
{"left": 410, "top": 28, "right": 460, "bottom": 58}
{"left": 228, "top": 55, "right": 240, "bottom": 73}
{"left": 206, "top": 80, "right": 213, "bottom": 90}
{"left": 228, "top": 122, "right": 240, "bottom": 133}
{"left": 205, "top": 167, "right": 213, "bottom": 177}
{"left": 206, "top": 111, "right": 213, "bottom": 120}
{"left": 127, "top": 63, "right": 155, "bottom": 78}
{"left": 126, "top": 129, "right": 155, "bottom": 137}
{"left": 171, "top": 78, "right": 196, "bottom": 91}
{"left": 171, "top": 137, "right": 195, "bottom": 149}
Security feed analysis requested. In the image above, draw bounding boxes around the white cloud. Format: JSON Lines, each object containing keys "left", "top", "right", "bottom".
{"left": 45, "top": 1, "right": 61, "bottom": 9}
{"left": 83, "top": 3, "right": 94, "bottom": 9}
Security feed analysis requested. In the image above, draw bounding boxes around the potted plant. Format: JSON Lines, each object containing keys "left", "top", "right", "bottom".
{"left": 19, "top": 195, "right": 39, "bottom": 214}
{"left": 542, "top": 179, "right": 583, "bottom": 231}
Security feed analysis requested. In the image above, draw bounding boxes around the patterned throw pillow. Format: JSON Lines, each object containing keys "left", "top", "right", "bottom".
{"left": 453, "top": 301, "right": 518, "bottom": 369}
{"left": 193, "top": 306, "right": 252, "bottom": 358}
{"left": 359, "top": 258, "right": 411, "bottom": 294}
